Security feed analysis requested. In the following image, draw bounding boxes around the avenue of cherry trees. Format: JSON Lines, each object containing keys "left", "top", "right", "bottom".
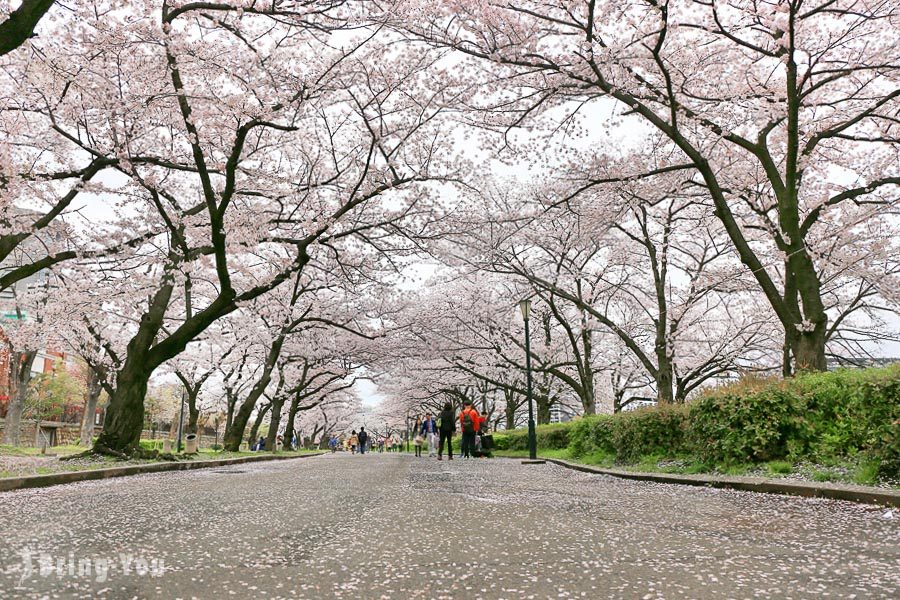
{"left": 0, "top": 1, "right": 897, "bottom": 454}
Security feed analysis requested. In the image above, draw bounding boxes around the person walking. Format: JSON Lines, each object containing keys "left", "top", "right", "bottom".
{"left": 459, "top": 401, "right": 480, "bottom": 459}
{"left": 421, "top": 413, "right": 438, "bottom": 457}
{"left": 437, "top": 402, "right": 456, "bottom": 461}
{"left": 414, "top": 415, "right": 424, "bottom": 456}
{"left": 358, "top": 427, "right": 369, "bottom": 455}
{"left": 349, "top": 430, "right": 358, "bottom": 454}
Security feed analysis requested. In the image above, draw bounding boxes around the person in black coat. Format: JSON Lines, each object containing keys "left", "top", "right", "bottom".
{"left": 357, "top": 427, "right": 369, "bottom": 454}
{"left": 437, "top": 402, "right": 456, "bottom": 461}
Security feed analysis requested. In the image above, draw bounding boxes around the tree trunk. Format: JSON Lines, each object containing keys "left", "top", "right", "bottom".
{"left": 92, "top": 279, "right": 176, "bottom": 455}
{"left": 2, "top": 349, "right": 37, "bottom": 446}
{"left": 282, "top": 392, "right": 302, "bottom": 450}
{"left": 309, "top": 423, "right": 323, "bottom": 449}
{"left": 579, "top": 365, "right": 596, "bottom": 414}
{"left": 503, "top": 388, "right": 518, "bottom": 429}
{"left": 95, "top": 362, "right": 152, "bottom": 454}
{"left": 222, "top": 336, "right": 284, "bottom": 451}
{"left": 656, "top": 356, "right": 674, "bottom": 404}
{"left": 245, "top": 403, "right": 271, "bottom": 450}
{"left": 223, "top": 385, "right": 268, "bottom": 451}
{"left": 223, "top": 397, "right": 255, "bottom": 451}
{"left": 225, "top": 392, "right": 236, "bottom": 434}
{"left": 79, "top": 367, "right": 103, "bottom": 446}
{"left": 792, "top": 325, "right": 827, "bottom": 372}
{"left": 781, "top": 39, "right": 828, "bottom": 374}
{"left": 579, "top": 305, "right": 596, "bottom": 415}
{"left": 536, "top": 394, "right": 551, "bottom": 425}
{"left": 186, "top": 390, "right": 200, "bottom": 435}
{"left": 265, "top": 395, "right": 286, "bottom": 452}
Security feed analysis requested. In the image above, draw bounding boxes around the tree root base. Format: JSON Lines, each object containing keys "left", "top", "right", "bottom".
{"left": 61, "top": 445, "right": 181, "bottom": 462}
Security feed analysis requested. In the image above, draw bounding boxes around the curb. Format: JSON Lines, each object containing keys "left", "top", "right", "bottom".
{"left": 0, "top": 452, "right": 325, "bottom": 494}
{"left": 542, "top": 458, "right": 900, "bottom": 508}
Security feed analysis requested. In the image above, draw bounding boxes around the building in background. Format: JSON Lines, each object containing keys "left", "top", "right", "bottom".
{"left": 0, "top": 235, "right": 100, "bottom": 445}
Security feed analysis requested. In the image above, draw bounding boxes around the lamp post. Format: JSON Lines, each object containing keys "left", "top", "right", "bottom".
{"left": 519, "top": 299, "right": 537, "bottom": 460}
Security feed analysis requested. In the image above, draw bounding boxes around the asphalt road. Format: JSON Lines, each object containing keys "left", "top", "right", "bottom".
{"left": 0, "top": 453, "right": 897, "bottom": 599}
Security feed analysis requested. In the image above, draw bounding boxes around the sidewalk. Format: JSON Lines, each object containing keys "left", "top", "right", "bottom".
{"left": 0, "top": 451, "right": 324, "bottom": 493}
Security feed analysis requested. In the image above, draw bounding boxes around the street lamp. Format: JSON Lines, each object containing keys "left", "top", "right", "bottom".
{"left": 519, "top": 299, "right": 537, "bottom": 460}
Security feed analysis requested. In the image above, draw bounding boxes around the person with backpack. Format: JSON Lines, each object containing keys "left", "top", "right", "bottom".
{"left": 459, "top": 401, "right": 480, "bottom": 458}
{"left": 357, "top": 427, "right": 369, "bottom": 454}
{"left": 437, "top": 402, "right": 456, "bottom": 461}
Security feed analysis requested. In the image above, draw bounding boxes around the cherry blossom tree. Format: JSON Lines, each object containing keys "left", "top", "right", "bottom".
{"left": 164, "top": 339, "right": 230, "bottom": 437}
{"left": 382, "top": 272, "right": 571, "bottom": 423}
{"left": 0, "top": 267, "right": 52, "bottom": 444}
{"left": 394, "top": 0, "right": 900, "bottom": 373}
{"left": 469, "top": 182, "right": 781, "bottom": 404}
{"left": 294, "top": 391, "right": 363, "bottom": 448}
{"left": 6, "top": 1, "right": 465, "bottom": 455}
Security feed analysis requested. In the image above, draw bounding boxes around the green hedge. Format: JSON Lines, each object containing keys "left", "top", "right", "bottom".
{"left": 792, "top": 367, "right": 899, "bottom": 476}
{"left": 494, "top": 366, "right": 900, "bottom": 479}
{"left": 688, "top": 366, "right": 900, "bottom": 476}
{"left": 687, "top": 381, "right": 803, "bottom": 463}
{"left": 491, "top": 422, "right": 572, "bottom": 452}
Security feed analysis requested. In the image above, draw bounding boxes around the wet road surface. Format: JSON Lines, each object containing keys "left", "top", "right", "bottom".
{"left": 0, "top": 453, "right": 897, "bottom": 598}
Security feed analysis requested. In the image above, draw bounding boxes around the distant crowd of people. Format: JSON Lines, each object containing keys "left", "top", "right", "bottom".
{"left": 325, "top": 400, "right": 488, "bottom": 460}
{"left": 326, "top": 426, "right": 408, "bottom": 454}
{"left": 253, "top": 400, "right": 490, "bottom": 458}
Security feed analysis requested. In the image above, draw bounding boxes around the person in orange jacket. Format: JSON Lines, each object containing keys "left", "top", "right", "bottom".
{"left": 459, "top": 401, "right": 480, "bottom": 459}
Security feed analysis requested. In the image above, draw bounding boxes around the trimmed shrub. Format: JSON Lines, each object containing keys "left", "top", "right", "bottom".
{"left": 686, "top": 365, "right": 900, "bottom": 472}
{"left": 687, "top": 383, "right": 805, "bottom": 464}
{"left": 612, "top": 405, "right": 689, "bottom": 462}
{"left": 791, "top": 366, "right": 900, "bottom": 478}
{"left": 538, "top": 422, "right": 572, "bottom": 450}
{"left": 494, "top": 365, "right": 899, "bottom": 480}
{"left": 568, "top": 414, "right": 615, "bottom": 457}
{"left": 492, "top": 422, "right": 572, "bottom": 452}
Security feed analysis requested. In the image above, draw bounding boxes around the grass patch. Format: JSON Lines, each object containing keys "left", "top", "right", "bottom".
{"left": 0, "top": 444, "right": 85, "bottom": 457}
{"left": 0, "top": 446, "right": 324, "bottom": 481}
{"left": 717, "top": 463, "right": 752, "bottom": 476}
{"left": 812, "top": 470, "right": 840, "bottom": 483}
{"left": 854, "top": 459, "right": 881, "bottom": 486}
{"left": 764, "top": 460, "right": 794, "bottom": 476}
{"left": 492, "top": 448, "right": 571, "bottom": 460}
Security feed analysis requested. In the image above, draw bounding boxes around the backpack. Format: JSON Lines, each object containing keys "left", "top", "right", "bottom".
{"left": 461, "top": 410, "right": 476, "bottom": 434}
